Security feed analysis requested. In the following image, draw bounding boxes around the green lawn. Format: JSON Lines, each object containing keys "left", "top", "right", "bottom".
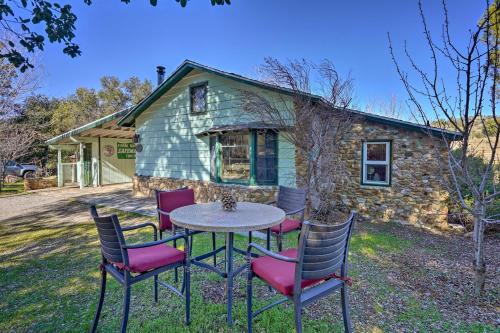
{"left": 0, "top": 182, "right": 24, "bottom": 196}
{"left": 0, "top": 203, "right": 497, "bottom": 332}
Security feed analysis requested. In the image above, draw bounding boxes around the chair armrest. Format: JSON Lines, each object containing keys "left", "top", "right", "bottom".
{"left": 247, "top": 243, "right": 297, "bottom": 263}
{"left": 285, "top": 206, "right": 306, "bottom": 216}
{"left": 157, "top": 208, "right": 170, "bottom": 216}
{"left": 123, "top": 233, "right": 187, "bottom": 249}
{"left": 122, "top": 221, "right": 157, "bottom": 233}
{"left": 122, "top": 221, "right": 158, "bottom": 241}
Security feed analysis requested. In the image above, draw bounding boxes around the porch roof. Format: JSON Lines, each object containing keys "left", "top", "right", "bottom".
{"left": 46, "top": 108, "right": 135, "bottom": 146}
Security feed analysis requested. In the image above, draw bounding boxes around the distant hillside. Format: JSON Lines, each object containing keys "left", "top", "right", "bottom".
{"left": 431, "top": 117, "right": 499, "bottom": 162}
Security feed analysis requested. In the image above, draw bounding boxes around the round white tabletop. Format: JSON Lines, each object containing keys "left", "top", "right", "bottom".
{"left": 170, "top": 202, "right": 285, "bottom": 232}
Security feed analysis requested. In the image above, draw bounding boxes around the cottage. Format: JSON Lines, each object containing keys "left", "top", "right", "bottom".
{"left": 116, "top": 60, "right": 459, "bottom": 228}
{"left": 46, "top": 60, "right": 459, "bottom": 227}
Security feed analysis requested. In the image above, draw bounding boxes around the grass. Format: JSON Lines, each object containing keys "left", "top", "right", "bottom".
{"left": 0, "top": 181, "right": 25, "bottom": 196}
{"left": 0, "top": 203, "right": 497, "bottom": 332}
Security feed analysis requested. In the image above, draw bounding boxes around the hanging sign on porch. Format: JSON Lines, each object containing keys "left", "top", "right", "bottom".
{"left": 117, "top": 143, "right": 136, "bottom": 159}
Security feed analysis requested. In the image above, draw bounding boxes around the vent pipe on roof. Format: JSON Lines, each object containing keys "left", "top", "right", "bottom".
{"left": 156, "top": 66, "right": 166, "bottom": 86}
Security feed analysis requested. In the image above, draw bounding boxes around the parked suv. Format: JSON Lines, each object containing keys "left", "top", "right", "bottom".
{"left": 4, "top": 161, "right": 37, "bottom": 178}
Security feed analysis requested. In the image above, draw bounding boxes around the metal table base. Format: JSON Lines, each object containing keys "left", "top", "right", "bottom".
{"left": 187, "top": 229, "right": 271, "bottom": 326}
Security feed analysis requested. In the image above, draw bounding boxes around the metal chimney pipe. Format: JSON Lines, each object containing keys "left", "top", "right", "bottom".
{"left": 156, "top": 66, "right": 166, "bottom": 86}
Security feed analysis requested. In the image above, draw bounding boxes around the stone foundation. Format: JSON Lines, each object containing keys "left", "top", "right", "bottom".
{"left": 24, "top": 176, "right": 57, "bottom": 191}
{"left": 133, "top": 175, "right": 277, "bottom": 204}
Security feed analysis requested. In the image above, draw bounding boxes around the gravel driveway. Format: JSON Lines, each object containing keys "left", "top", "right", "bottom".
{"left": 0, "top": 183, "right": 153, "bottom": 222}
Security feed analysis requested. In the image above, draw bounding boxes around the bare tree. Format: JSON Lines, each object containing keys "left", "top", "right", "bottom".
{"left": 0, "top": 121, "right": 38, "bottom": 190}
{"left": 239, "top": 58, "right": 356, "bottom": 219}
{"left": 364, "top": 95, "right": 407, "bottom": 120}
{"left": 389, "top": 0, "right": 499, "bottom": 296}
{"left": 0, "top": 39, "right": 40, "bottom": 191}
{"left": 0, "top": 34, "right": 40, "bottom": 119}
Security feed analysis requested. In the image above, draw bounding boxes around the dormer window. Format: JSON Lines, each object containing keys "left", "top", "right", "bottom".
{"left": 190, "top": 83, "right": 207, "bottom": 113}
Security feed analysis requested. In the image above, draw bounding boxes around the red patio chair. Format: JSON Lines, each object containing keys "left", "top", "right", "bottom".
{"left": 266, "top": 186, "right": 307, "bottom": 251}
{"left": 246, "top": 211, "right": 356, "bottom": 333}
{"left": 88, "top": 206, "right": 190, "bottom": 333}
{"left": 155, "top": 188, "right": 217, "bottom": 282}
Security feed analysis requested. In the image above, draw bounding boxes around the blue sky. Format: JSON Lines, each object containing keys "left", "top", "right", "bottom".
{"left": 38, "top": 0, "right": 485, "bottom": 114}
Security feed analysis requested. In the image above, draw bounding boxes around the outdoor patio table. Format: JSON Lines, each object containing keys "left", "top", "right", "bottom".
{"left": 170, "top": 202, "right": 285, "bottom": 326}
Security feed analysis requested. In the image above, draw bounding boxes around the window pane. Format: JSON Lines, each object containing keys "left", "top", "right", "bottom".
{"left": 256, "top": 131, "right": 277, "bottom": 184}
{"left": 220, "top": 133, "right": 250, "bottom": 182}
{"left": 191, "top": 84, "right": 206, "bottom": 113}
{"left": 367, "top": 143, "right": 387, "bottom": 161}
{"left": 366, "top": 164, "right": 388, "bottom": 182}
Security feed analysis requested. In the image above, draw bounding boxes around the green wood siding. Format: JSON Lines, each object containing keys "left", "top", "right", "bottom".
{"left": 100, "top": 138, "right": 135, "bottom": 185}
{"left": 135, "top": 69, "right": 296, "bottom": 186}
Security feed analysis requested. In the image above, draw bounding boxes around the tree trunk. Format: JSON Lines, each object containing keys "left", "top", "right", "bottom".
{"left": 472, "top": 203, "right": 486, "bottom": 296}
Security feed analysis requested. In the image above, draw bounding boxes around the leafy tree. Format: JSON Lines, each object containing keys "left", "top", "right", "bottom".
{"left": 98, "top": 76, "right": 129, "bottom": 115}
{"left": 484, "top": 1, "right": 499, "bottom": 64}
{"left": 0, "top": 0, "right": 230, "bottom": 71}
{"left": 122, "top": 76, "right": 153, "bottom": 105}
{"left": 175, "top": 0, "right": 230, "bottom": 7}
{"left": 18, "top": 94, "right": 59, "bottom": 169}
{"left": 50, "top": 88, "right": 98, "bottom": 134}
{"left": 73, "top": 87, "right": 100, "bottom": 121}
{"left": 50, "top": 99, "right": 79, "bottom": 134}
{"left": 50, "top": 75, "right": 151, "bottom": 134}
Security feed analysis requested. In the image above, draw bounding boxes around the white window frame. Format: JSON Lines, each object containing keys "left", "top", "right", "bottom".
{"left": 362, "top": 141, "right": 391, "bottom": 186}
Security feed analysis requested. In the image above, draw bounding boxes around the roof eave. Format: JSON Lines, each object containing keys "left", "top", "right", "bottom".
{"left": 117, "top": 60, "right": 322, "bottom": 127}
{"left": 45, "top": 107, "right": 132, "bottom": 145}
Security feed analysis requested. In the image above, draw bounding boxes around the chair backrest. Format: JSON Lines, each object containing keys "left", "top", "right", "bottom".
{"left": 295, "top": 211, "right": 356, "bottom": 284}
{"left": 155, "top": 187, "right": 194, "bottom": 231}
{"left": 90, "top": 206, "right": 127, "bottom": 265}
{"left": 276, "top": 186, "right": 307, "bottom": 215}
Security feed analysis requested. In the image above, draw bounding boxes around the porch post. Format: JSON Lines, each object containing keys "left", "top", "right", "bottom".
{"left": 79, "top": 143, "right": 84, "bottom": 189}
{"left": 57, "top": 148, "right": 63, "bottom": 187}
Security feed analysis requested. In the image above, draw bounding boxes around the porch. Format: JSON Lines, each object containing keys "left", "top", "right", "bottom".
{"left": 46, "top": 109, "right": 136, "bottom": 189}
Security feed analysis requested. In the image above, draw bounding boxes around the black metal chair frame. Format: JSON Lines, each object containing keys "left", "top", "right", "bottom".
{"left": 246, "top": 211, "right": 356, "bottom": 333}
{"left": 266, "top": 186, "right": 307, "bottom": 252}
{"left": 89, "top": 206, "right": 191, "bottom": 333}
{"left": 154, "top": 188, "right": 218, "bottom": 278}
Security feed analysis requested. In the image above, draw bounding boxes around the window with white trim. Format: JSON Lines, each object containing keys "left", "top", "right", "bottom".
{"left": 362, "top": 141, "right": 391, "bottom": 186}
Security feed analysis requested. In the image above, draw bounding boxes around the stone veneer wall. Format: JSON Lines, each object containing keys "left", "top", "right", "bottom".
{"left": 296, "top": 119, "right": 451, "bottom": 229}
{"left": 133, "top": 176, "right": 277, "bottom": 204}
{"left": 24, "top": 176, "right": 57, "bottom": 191}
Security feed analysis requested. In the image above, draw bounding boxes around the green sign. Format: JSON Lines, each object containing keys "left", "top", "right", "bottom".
{"left": 117, "top": 143, "right": 136, "bottom": 159}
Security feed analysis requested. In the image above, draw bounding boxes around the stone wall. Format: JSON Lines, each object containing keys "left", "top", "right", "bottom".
{"left": 296, "top": 119, "right": 451, "bottom": 229}
{"left": 133, "top": 176, "right": 277, "bottom": 204}
{"left": 24, "top": 176, "right": 57, "bottom": 191}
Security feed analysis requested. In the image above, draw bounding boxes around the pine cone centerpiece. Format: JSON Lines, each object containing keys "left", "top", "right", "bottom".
{"left": 221, "top": 191, "right": 237, "bottom": 211}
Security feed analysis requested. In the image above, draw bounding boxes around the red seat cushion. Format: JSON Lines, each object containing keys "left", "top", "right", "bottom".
{"left": 115, "top": 244, "right": 185, "bottom": 273}
{"left": 251, "top": 248, "right": 323, "bottom": 296}
{"left": 157, "top": 189, "right": 195, "bottom": 231}
{"left": 270, "top": 218, "right": 301, "bottom": 234}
